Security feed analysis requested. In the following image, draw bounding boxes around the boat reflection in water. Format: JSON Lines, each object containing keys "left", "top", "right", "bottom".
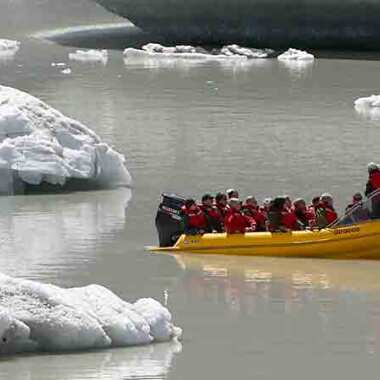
{"left": 172, "top": 254, "right": 380, "bottom": 354}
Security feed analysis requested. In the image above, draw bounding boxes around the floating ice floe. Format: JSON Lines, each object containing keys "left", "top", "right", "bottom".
{"left": 0, "top": 85, "right": 131, "bottom": 194}
{"left": 277, "top": 48, "right": 314, "bottom": 61}
{"left": 61, "top": 67, "right": 72, "bottom": 75}
{"left": 0, "top": 39, "right": 20, "bottom": 56}
{"left": 0, "top": 272, "right": 181, "bottom": 354}
{"left": 51, "top": 62, "right": 67, "bottom": 67}
{"left": 123, "top": 43, "right": 273, "bottom": 62}
{"left": 69, "top": 49, "right": 108, "bottom": 64}
{"left": 354, "top": 95, "right": 380, "bottom": 120}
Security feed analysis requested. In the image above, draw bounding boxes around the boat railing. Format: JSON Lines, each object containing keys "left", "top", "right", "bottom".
{"left": 330, "top": 188, "right": 380, "bottom": 228}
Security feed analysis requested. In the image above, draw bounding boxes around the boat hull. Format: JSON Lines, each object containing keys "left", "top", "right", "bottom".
{"left": 148, "top": 221, "right": 380, "bottom": 259}
{"left": 93, "top": 0, "right": 380, "bottom": 49}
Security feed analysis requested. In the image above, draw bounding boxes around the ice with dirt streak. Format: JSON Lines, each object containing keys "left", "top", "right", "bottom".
{"left": 0, "top": 273, "right": 182, "bottom": 354}
{"left": 124, "top": 43, "right": 273, "bottom": 61}
{"left": 0, "top": 85, "right": 131, "bottom": 194}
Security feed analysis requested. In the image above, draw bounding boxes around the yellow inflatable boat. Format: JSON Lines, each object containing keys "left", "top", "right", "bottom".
{"left": 148, "top": 220, "right": 380, "bottom": 259}
{"left": 150, "top": 191, "right": 380, "bottom": 259}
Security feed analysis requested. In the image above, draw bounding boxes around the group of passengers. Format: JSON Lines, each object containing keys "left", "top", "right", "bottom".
{"left": 181, "top": 162, "right": 380, "bottom": 235}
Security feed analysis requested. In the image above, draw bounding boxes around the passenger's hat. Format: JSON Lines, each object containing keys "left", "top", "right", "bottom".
{"left": 228, "top": 197, "right": 241, "bottom": 206}
{"left": 368, "top": 162, "right": 379, "bottom": 172}
{"left": 321, "top": 193, "right": 333, "bottom": 206}
{"left": 321, "top": 192, "right": 333, "bottom": 200}
{"left": 263, "top": 197, "right": 272, "bottom": 207}
{"left": 226, "top": 188, "right": 239, "bottom": 198}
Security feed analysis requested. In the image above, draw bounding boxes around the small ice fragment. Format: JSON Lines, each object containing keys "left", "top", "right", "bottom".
{"left": 354, "top": 94, "right": 380, "bottom": 120}
{"left": 51, "top": 62, "right": 67, "bottom": 67}
{"left": 0, "top": 39, "right": 20, "bottom": 56}
{"left": 69, "top": 49, "right": 108, "bottom": 64}
{"left": 277, "top": 48, "right": 315, "bottom": 61}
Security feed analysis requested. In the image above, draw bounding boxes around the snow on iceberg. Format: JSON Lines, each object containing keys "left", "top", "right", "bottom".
{"left": 354, "top": 95, "right": 380, "bottom": 120}
{"left": 0, "top": 85, "right": 131, "bottom": 194}
{"left": 0, "top": 273, "right": 181, "bottom": 354}
{"left": 123, "top": 43, "right": 273, "bottom": 62}
{"left": 69, "top": 49, "right": 108, "bottom": 64}
{"left": 277, "top": 48, "right": 314, "bottom": 61}
{"left": 0, "top": 39, "right": 20, "bottom": 56}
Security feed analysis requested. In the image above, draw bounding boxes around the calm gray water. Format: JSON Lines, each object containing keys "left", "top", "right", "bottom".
{"left": 2, "top": 0, "right": 380, "bottom": 379}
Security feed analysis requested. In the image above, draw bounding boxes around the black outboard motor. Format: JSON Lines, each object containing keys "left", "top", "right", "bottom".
{"left": 155, "top": 193, "right": 185, "bottom": 247}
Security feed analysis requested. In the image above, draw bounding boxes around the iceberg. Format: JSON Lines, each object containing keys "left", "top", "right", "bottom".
{"left": 0, "top": 39, "right": 20, "bottom": 56}
{"left": 0, "top": 86, "right": 131, "bottom": 195}
{"left": 354, "top": 95, "right": 380, "bottom": 120}
{"left": 123, "top": 43, "right": 273, "bottom": 62}
{"left": 0, "top": 273, "right": 181, "bottom": 354}
{"left": 69, "top": 49, "right": 108, "bottom": 64}
{"left": 277, "top": 48, "right": 315, "bottom": 61}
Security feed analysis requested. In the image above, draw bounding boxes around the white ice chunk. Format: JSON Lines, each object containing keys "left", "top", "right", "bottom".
{"left": 0, "top": 273, "right": 181, "bottom": 354}
{"left": 61, "top": 67, "right": 72, "bottom": 74}
{"left": 51, "top": 62, "right": 67, "bottom": 67}
{"left": 69, "top": 49, "right": 108, "bottom": 64}
{"left": 354, "top": 94, "right": 380, "bottom": 120}
{"left": 277, "top": 48, "right": 315, "bottom": 61}
{"left": 123, "top": 43, "right": 272, "bottom": 62}
{"left": 133, "top": 298, "right": 181, "bottom": 342}
{"left": 0, "top": 85, "right": 131, "bottom": 193}
{"left": 355, "top": 94, "right": 380, "bottom": 109}
{"left": 0, "top": 39, "right": 20, "bottom": 56}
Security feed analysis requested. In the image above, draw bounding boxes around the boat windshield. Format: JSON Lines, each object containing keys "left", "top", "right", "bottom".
{"left": 332, "top": 189, "right": 380, "bottom": 227}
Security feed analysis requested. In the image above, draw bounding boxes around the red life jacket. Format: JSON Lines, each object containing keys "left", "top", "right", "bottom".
{"left": 370, "top": 171, "right": 380, "bottom": 190}
{"left": 215, "top": 203, "right": 228, "bottom": 218}
{"left": 281, "top": 211, "right": 299, "bottom": 230}
{"left": 243, "top": 204, "right": 267, "bottom": 230}
{"left": 325, "top": 207, "right": 338, "bottom": 224}
{"left": 315, "top": 203, "right": 338, "bottom": 226}
{"left": 294, "top": 207, "right": 316, "bottom": 227}
{"left": 200, "top": 204, "right": 222, "bottom": 222}
{"left": 181, "top": 205, "right": 207, "bottom": 229}
{"left": 224, "top": 210, "right": 250, "bottom": 234}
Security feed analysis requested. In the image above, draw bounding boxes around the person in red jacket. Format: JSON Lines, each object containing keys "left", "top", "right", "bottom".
{"left": 224, "top": 198, "right": 253, "bottom": 234}
{"left": 315, "top": 193, "right": 338, "bottom": 228}
{"left": 281, "top": 208, "right": 299, "bottom": 230}
{"left": 181, "top": 198, "right": 207, "bottom": 235}
{"left": 215, "top": 192, "right": 228, "bottom": 219}
{"left": 293, "top": 198, "right": 316, "bottom": 229}
{"left": 200, "top": 193, "right": 223, "bottom": 232}
{"left": 365, "top": 162, "right": 380, "bottom": 196}
{"left": 242, "top": 196, "right": 267, "bottom": 232}
{"left": 365, "top": 162, "right": 380, "bottom": 218}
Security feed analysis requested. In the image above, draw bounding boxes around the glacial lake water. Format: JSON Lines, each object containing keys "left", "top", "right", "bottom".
{"left": 2, "top": 0, "right": 380, "bottom": 379}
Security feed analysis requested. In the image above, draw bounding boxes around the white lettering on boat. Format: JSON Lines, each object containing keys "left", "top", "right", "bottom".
{"left": 183, "top": 238, "right": 200, "bottom": 245}
{"left": 333, "top": 226, "right": 360, "bottom": 235}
